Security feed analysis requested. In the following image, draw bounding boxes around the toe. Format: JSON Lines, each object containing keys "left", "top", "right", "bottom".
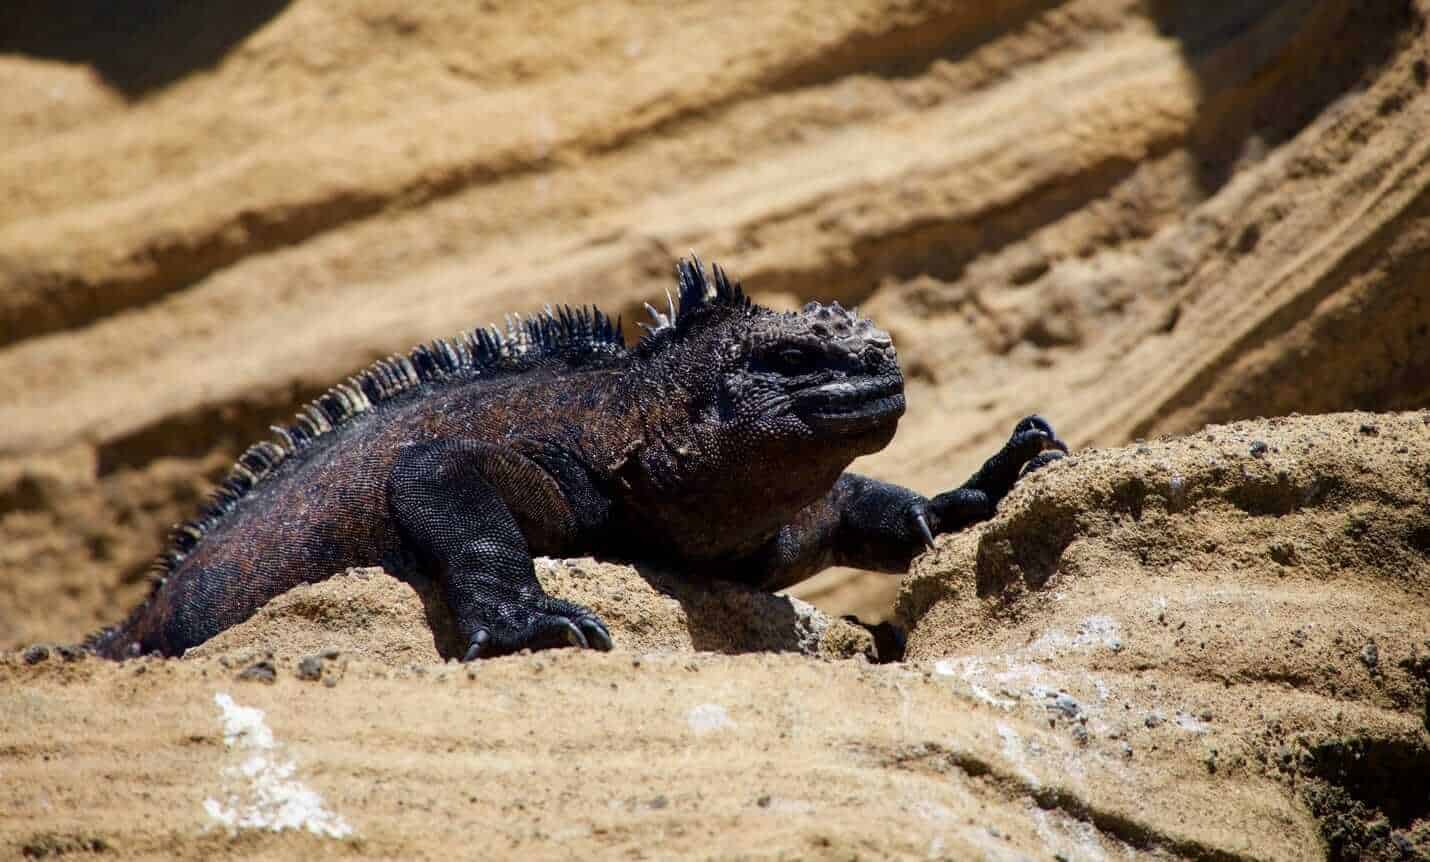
{"left": 463, "top": 627, "right": 492, "bottom": 662}
{"left": 548, "top": 618, "right": 588, "bottom": 649}
{"left": 1014, "top": 414, "right": 1055, "bottom": 436}
{"left": 1010, "top": 428, "right": 1055, "bottom": 459}
{"left": 1013, "top": 415, "right": 1068, "bottom": 455}
{"left": 1020, "top": 450, "right": 1065, "bottom": 477}
{"left": 578, "top": 617, "right": 615, "bottom": 651}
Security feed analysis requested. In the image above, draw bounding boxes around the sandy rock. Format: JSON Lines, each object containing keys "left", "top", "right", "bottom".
{"left": 188, "top": 559, "right": 876, "bottom": 666}
{"left": 2, "top": 414, "right": 1427, "bottom": 859}
{"left": 900, "top": 411, "right": 1430, "bottom": 860}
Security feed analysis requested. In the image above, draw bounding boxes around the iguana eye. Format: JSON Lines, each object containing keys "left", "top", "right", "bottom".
{"left": 776, "top": 347, "right": 812, "bottom": 371}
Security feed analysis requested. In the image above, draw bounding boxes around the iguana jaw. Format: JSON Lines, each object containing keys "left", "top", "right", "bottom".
{"left": 794, "top": 377, "right": 906, "bottom": 435}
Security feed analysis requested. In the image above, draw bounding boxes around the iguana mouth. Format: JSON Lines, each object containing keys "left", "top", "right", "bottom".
{"left": 796, "top": 378, "right": 906, "bottom": 433}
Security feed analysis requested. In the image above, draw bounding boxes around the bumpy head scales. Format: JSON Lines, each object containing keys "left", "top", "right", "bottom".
{"left": 750, "top": 299, "right": 894, "bottom": 366}
{"left": 640, "top": 257, "right": 894, "bottom": 362}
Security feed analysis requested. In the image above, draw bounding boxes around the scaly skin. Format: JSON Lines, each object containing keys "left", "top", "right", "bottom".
{"left": 87, "top": 257, "right": 1066, "bottom": 660}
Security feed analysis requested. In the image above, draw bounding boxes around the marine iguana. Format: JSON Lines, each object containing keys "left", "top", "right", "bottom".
{"left": 88, "top": 257, "right": 1066, "bottom": 660}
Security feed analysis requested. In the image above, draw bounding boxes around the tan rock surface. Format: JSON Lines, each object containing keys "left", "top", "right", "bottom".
{"left": 185, "top": 559, "right": 876, "bottom": 665}
{"left": 900, "top": 410, "right": 1430, "bottom": 860}
{"left": 5, "top": 413, "right": 1427, "bottom": 860}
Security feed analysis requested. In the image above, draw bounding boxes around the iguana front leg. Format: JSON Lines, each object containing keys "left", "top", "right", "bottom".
{"left": 752, "top": 415, "right": 1067, "bottom": 589}
{"left": 389, "top": 440, "right": 613, "bottom": 659}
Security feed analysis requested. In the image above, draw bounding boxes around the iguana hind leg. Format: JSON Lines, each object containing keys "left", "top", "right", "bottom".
{"left": 389, "top": 440, "right": 613, "bottom": 659}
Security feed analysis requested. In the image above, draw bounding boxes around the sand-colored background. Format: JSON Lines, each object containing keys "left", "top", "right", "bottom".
{"left": 2, "top": 1, "right": 1428, "bottom": 858}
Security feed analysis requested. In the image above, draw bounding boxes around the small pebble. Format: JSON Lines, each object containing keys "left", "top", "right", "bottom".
{"left": 1047, "top": 692, "right": 1082, "bottom": 720}
{"left": 296, "top": 655, "right": 324, "bottom": 681}
{"left": 1360, "top": 642, "right": 1379, "bottom": 671}
{"left": 237, "top": 660, "right": 277, "bottom": 684}
{"left": 1249, "top": 440, "right": 1269, "bottom": 458}
{"left": 22, "top": 644, "right": 50, "bottom": 665}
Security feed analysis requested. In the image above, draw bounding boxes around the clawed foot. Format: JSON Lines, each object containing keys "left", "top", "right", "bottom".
{"left": 921, "top": 414, "right": 1068, "bottom": 539}
{"left": 462, "top": 598, "right": 614, "bottom": 661}
{"left": 1009, "top": 414, "right": 1068, "bottom": 459}
{"left": 980, "top": 414, "right": 1068, "bottom": 493}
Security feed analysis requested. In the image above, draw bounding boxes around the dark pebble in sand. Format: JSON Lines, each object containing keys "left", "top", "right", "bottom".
{"left": 297, "top": 655, "right": 324, "bottom": 681}
{"left": 237, "top": 660, "right": 277, "bottom": 684}
{"left": 1360, "top": 642, "right": 1379, "bottom": 670}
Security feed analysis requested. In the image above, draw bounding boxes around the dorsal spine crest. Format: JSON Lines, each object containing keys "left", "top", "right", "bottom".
{"left": 142, "top": 303, "right": 627, "bottom": 587}
{"left": 84, "top": 259, "right": 722, "bottom": 654}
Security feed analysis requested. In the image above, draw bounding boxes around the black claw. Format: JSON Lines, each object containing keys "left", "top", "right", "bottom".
{"left": 578, "top": 617, "right": 614, "bottom": 651}
{"left": 914, "top": 511, "right": 935, "bottom": 548}
{"left": 557, "top": 618, "right": 588, "bottom": 648}
{"left": 463, "top": 627, "right": 491, "bottom": 662}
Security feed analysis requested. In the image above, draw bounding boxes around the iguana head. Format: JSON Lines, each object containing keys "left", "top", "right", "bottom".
{"left": 638, "top": 257, "right": 905, "bottom": 459}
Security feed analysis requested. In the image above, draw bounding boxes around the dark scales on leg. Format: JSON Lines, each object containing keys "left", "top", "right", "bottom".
{"left": 86, "top": 257, "right": 1068, "bottom": 660}
{"left": 389, "top": 441, "right": 611, "bottom": 659}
